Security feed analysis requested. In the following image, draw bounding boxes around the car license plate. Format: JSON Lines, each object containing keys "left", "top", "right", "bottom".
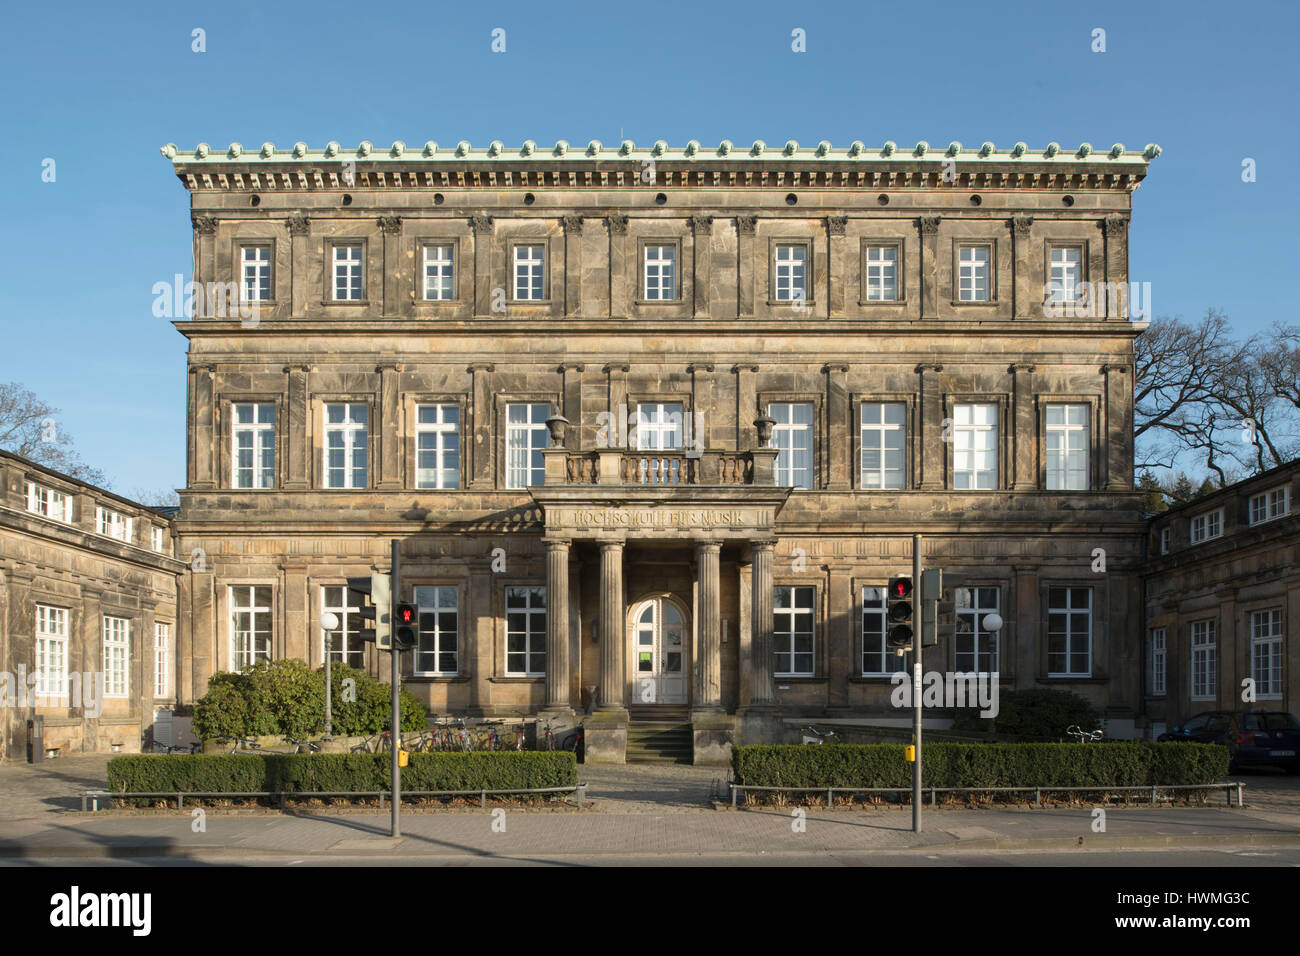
{"left": 1269, "top": 750, "right": 1296, "bottom": 757}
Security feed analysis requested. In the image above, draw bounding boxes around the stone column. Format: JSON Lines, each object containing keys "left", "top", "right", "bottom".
{"left": 561, "top": 363, "right": 584, "bottom": 445}
{"left": 691, "top": 215, "right": 713, "bottom": 319}
{"left": 471, "top": 215, "right": 493, "bottom": 318}
{"left": 916, "top": 363, "right": 944, "bottom": 490}
{"left": 597, "top": 542, "right": 626, "bottom": 711}
{"left": 608, "top": 215, "right": 629, "bottom": 319}
{"left": 737, "top": 215, "right": 757, "bottom": 317}
{"left": 544, "top": 539, "right": 572, "bottom": 712}
{"left": 1102, "top": 364, "right": 1131, "bottom": 490}
{"left": 191, "top": 215, "right": 218, "bottom": 312}
{"left": 827, "top": 567, "right": 852, "bottom": 710}
{"left": 377, "top": 216, "right": 402, "bottom": 317}
{"left": 824, "top": 363, "right": 849, "bottom": 489}
{"left": 919, "top": 216, "right": 941, "bottom": 319}
{"left": 1011, "top": 216, "right": 1034, "bottom": 319}
{"left": 282, "top": 564, "right": 309, "bottom": 663}
{"left": 687, "top": 363, "right": 713, "bottom": 475}
{"left": 733, "top": 364, "right": 758, "bottom": 451}
{"left": 468, "top": 363, "right": 495, "bottom": 488}
{"left": 286, "top": 215, "right": 310, "bottom": 316}
{"left": 1010, "top": 363, "right": 1037, "bottom": 490}
{"left": 603, "top": 363, "right": 629, "bottom": 449}
{"left": 563, "top": 216, "right": 584, "bottom": 316}
{"left": 466, "top": 563, "right": 492, "bottom": 715}
{"left": 377, "top": 363, "right": 402, "bottom": 488}
{"left": 749, "top": 538, "right": 777, "bottom": 706}
{"left": 695, "top": 540, "right": 723, "bottom": 708}
{"left": 827, "top": 216, "right": 847, "bottom": 318}
{"left": 285, "top": 364, "right": 309, "bottom": 489}
{"left": 191, "top": 365, "right": 216, "bottom": 489}
{"left": 1103, "top": 215, "right": 1130, "bottom": 319}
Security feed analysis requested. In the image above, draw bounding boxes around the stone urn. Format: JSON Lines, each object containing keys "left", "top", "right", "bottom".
{"left": 753, "top": 415, "right": 777, "bottom": 446}
{"left": 545, "top": 414, "right": 570, "bottom": 448}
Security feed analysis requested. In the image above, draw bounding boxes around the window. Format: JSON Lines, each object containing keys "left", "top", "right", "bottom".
{"left": 1249, "top": 486, "right": 1290, "bottom": 525}
{"left": 769, "top": 402, "right": 814, "bottom": 489}
{"left": 505, "top": 587, "right": 547, "bottom": 676}
{"left": 774, "top": 586, "right": 815, "bottom": 675}
{"left": 154, "top": 622, "right": 170, "bottom": 698}
{"left": 324, "top": 403, "right": 368, "bottom": 489}
{"left": 232, "top": 402, "right": 276, "bottom": 489}
{"left": 955, "top": 587, "right": 999, "bottom": 672}
{"left": 636, "top": 403, "right": 684, "bottom": 451}
{"left": 322, "top": 586, "right": 365, "bottom": 670}
{"left": 1149, "top": 628, "right": 1166, "bottom": 696}
{"left": 152, "top": 526, "right": 167, "bottom": 553}
{"left": 1190, "top": 619, "right": 1217, "bottom": 701}
{"left": 513, "top": 244, "right": 546, "bottom": 300}
{"left": 1045, "top": 404, "right": 1089, "bottom": 490}
{"left": 863, "top": 245, "right": 899, "bottom": 301}
{"left": 860, "top": 403, "right": 906, "bottom": 489}
{"left": 505, "top": 402, "right": 550, "bottom": 489}
{"left": 1250, "top": 609, "right": 1283, "bottom": 699}
{"left": 96, "top": 506, "right": 133, "bottom": 542}
{"left": 1047, "top": 246, "right": 1082, "bottom": 303}
{"left": 230, "top": 585, "right": 272, "bottom": 671}
{"left": 1048, "top": 587, "right": 1091, "bottom": 676}
{"left": 422, "top": 244, "right": 455, "bottom": 300}
{"left": 773, "top": 244, "right": 807, "bottom": 302}
{"left": 1190, "top": 509, "right": 1223, "bottom": 544}
{"left": 643, "top": 244, "right": 677, "bottom": 300}
{"left": 416, "top": 404, "right": 461, "bottom": 489}
{"left": 1159, "top": 527, "right": 1171, "bottom": 555}
{"left": 332, "top": 244, "right": 364, "bottom": 301}
{"left": 862, "top": 586, "right": 907, "bottom": 677}
{"left": 957, "top": 245, "right": 991, "bottom": 302}
{"left": 103, "top": 616, "right": 130, "bottom": 698}
{"left": 25, "top": 481, "right": 72, "bottom": 523}
{"left": 953, "top": 403, "right": 998, "bottom": 489}
{"left": 35, "top": 604, "right": 69, "bottom": 700}
{"left": 414, "top": 585, "right": 458, "bottom": 675}
{"left": 240, "top": 244, "right": 272, "bottom": 302}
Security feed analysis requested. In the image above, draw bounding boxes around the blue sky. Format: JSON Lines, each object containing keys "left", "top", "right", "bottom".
{"left": 1, "top": 0, "right": 1296, "bottom": 494}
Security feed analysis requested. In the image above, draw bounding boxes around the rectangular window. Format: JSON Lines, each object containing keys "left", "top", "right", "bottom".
{"left": 422, "top": 244, "right": 455, "bottom": 301}
{"left": 103, "top": 616, "right": 130, "bottom": 698}
{"left": 1149, "top": 628, "right": 1166, "bottom": 696}
{"left": 230, "top": 585, "right": 272, "bottom": 672}
{"left": 773, "top": 244, "right": 807, "bottom": 302}
{"left": 152, "top": 526, "right": 166, "bottom": 553}
{"left": 332, "top": 244, "right": 363, "bottom": 301}
{"left": 232, "top": 402, "right": 276, "bottom": 489}
{"left": 154, "top": 622, "right": 170, "bottom": 698}
{"left": 505, "top": 587, "right": 547, "bottom": 676}
{"left": 322, "top": 585, "right": 366, "bottom": 671}
{"left": 860, "top": 403, "right": 906, "bottom": 489}
{"left": 324, "top": 403, "right": 368, "bottom": 489}
{"left": 958, "top": 245, "right": 991, "bottom": 302}
{"left": 955, "top": 587, "right": 999, "bottom": 672}
{"left": 414, "top": 585, "right": 459, "bottom": 675}
{"left": 864, "top": 245, "right": 899, "bottom": 301}
{"left": 416, "top": 404, "right": 461, "bottom": 489}
{"left": 953, "top": 403, "right": 998, "bottom": 489}
{"left": 769, "top": 402, "right": 814, "bottom": 489}
{"left": 240, "top": 244, "right": 272, "bottom": 302}
{"left": 1250, "top": 609, "right": 1284, "bottom": 699}
{"left": 862, "top": 586, "right": 906, "bottom": 677}
{"left": 505, "top": 402, "right": 550, "bottom": 489}
{"left": 1190, "top": 509, "right": 1223, "bottom": 544}
{"left": 25, "top": 481, "right": 72, "bottom": 523}
{"left": 1045, "top": 404, "right": 1089, "bottom": 490}
{"left": 513, "top": 244, "right": 546, "bottom": 300}
{"left": 35, "top": 604, "right": 69, "bottom": 700}
{"left": 1249, "top": 486, "right": 1290, "bottom": 525}
{"left": 1190, "top": 619, "right": 1217, "bottom": 700}
{"left": 773, "top": 585, "right": 815, "bottom": 676}
{"left": 643, "top": 244, "right": 677, "bottom": 300}
{"left": 96, "top": 506, "right": 133, "bottom": 542}
{"left": 636, "top": 402, "right": 684, "bottom": 452}
{"left": 1047, "top": 246, "right": 1082, "bottom": 303}
{"left": 1160, "top": 527, "right": 1171, "bottom": 555}
{"left": 1048, "top": 587, "right": 1092, "bottom": 676}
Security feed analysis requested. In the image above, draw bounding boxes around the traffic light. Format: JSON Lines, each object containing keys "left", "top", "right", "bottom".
{"left": 886, "top": 576, "right": 914, "bottom": 649}
{"left": 920, "top": 570, "right": 966, "bottom": 646}
{"left": 394, "top": 603, "right": 418, "bottom": 650}
{"left": 348, "top": 573, "right": 391, "bottom": 650}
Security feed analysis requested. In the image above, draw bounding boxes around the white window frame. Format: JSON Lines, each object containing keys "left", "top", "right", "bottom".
{"left": 643, "top": 244, "right": 677, "bottom": 301}
{"left": 773, "top": 585, "right": 815, "bottom": 676}
{"left": 332, "top": 244, "right": 364, "bottom": 301}
{"left": 232, "top": 402, "right": 276, "bottom": 489}
{"left": 422, "top": 243, "right": 456, "bottom": 301}
{"left": 861, "top": 586, "right": 907, "bottom": 677}
{"left": 957, "top": 244, "right": 991, "bottom": 302}
{"left": 322, "top": 585, "right": 366, "bottom": 671}
{"left": 151, "top": 526, "right": 166, "bottom": 553}
{"left": 952, "top": 403, "right": 998, "bottom": 490}
{"left": 1249, "top": 486, "right": 1290, "bottom": 525}
{"left": 1047, "top": 245, "right": 1083, "bottom": 303}
{"left": 513, "top": 244, "right": 546, "bottom": 301}
{"left": 860, "top": 402, "right": 906, "bottom": 489}
{"left": 240, "top": 244, "right": 272, "bottom": 302}
{"left": 955, "top": 586, "right": 1000, "bottom": 673}
{"left": 505, "top": 586, "right": 547, "bottom": 677}
{"left": 636, "top": 403, "right": 684, "bottom": 452}
{"left": 1149, "top": 628, "right": 1166, "bottom": 696}
{"left": 1250, "top": 609, "right": 1284, "bottom": 700}
{"left": 769, "top": 402, "right": 814, "bottom": 490}
{"left": 505, "top": 402, "right": 551, "bottom": 489}
{"left": 154, "top": 622, "right": 170, "bottom": 698}
{"left": 324, "top": 402, "right": 369, "bottom": 489}
{"left": 229, "top": 585, "right": 272, "bottom": 672}
{"left": 413, "top": 585, "right": 459, "bottom": 676}
{"left": 96, "top": 506, "right": 133, "bottom": 543}
{"left": 35, "top": 604, "right": 69, "bottom": 700}
{"left": 1190, "top": 509, "right": 1223, "bottom": 544}
{"left": 773, "top": 244, "right": 808, "bottom": 302}
{"left": 103, "top": 616, "right": 130, "bottom": 699}
{"left": 1190, "top": 619, "right": 1217, "bottom": 701}
{"left": 864, "top": 245, "right": 899, "bottom": 301}
{"left": 1045, "top": 403, "right": 1089, "bottom": 491}
{"left": 26, "top": 481, "right": 73, "bottom": 523}
{"left": 1047, "top": 587, "right": 1092, "bottom": 677}
{"left": 1159, "top": 527, "right": 1171, "bottom": 555}
{"left": 416, "top": 403, "right": 461, "bottom": 489}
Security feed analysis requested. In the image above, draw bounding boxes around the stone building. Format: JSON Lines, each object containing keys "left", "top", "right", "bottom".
{"left": 161, "top": 136, "right": 1159, "bottom": 762}
{"left": 0, "top": 451, "right": 184, "bottom": 760}
{"left": 1142, "top": 460, "right": 1299, "bottom": 737}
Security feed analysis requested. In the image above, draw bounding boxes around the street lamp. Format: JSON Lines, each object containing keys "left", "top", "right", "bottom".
{"left": 320, "top": 611, "right": 339, "bottom": 740}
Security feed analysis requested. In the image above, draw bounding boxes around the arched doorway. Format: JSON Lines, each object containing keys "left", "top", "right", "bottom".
{"left": 629, "top": 596, "right": 689, "bottom": 705}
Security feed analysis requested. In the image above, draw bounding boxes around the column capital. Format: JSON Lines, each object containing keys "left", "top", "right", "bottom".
{"left": 695, "top": 539, "right": 724, "bottom": 552}
{"left": 470, "top": 214, "right": 494, "bottom": 233}
{"left": 736, "top": 215, "right": 758, "bottom": 236}
{"left": 602, "top": 363, "right": 629, "bottom": 374}
{"left": 608, "top": 214, "right": 629, "bottom": 235}
{"left": 918, "top": 215, "right": 941, "bottom": 236}
{"left": 544, "top": 537, "right": 573, "bottom": 550}
{"left": 689, "top": 215, "right": 714, "bottom": 234}
{"left": 559, "top": 362, "right": 586, "bottom": 373}
{"left": 467, "top": 362, "right": 495, "bottom": 373}
{"left": 826, "top": 215, "right": 848, "bottom": 236}
{"left": 1103, "top": 214, "right": 1130, "bottom": 237}
{"left": 686, "top": 363, "right": 715, "bottom": 374}
{"left": 915, "top": 363, "right": 944, "bottom": 374}
{"left": 732, "top": 363, "right": 759, "bottom": 374}
{"left": 1009, "top": 363, "right": 1037, "bottom": 374}
{"left": 1011, "top": 215, "right": 1034, "bottom": 239}
{"left": 823, "top": 363, "right": 849, "bottom": 374}
{"left": 598, "top": 540, "right": 626, "bottom": 553}
{"left": 1100, "top": 363, "right": 1129, "bottom": 375}
{"left": 282, "top": 364, "right": 310, "bottom": 374}
{"left": 191, "top": 214, "right": 218, "bottom": 236}
{"left": 285, "top": 214, "right": 310, "bottom": 236}
{"left": 750, "top": 537, "right": 779, "bottom": 551}
{"left": 562, "top": 214, "right": 584, "bottom": 233}
{"left": 377, "top": 215, "right": 403, "bottom": 236}
{"left": 375, "top": 363, "right": 404, "bottom": 373}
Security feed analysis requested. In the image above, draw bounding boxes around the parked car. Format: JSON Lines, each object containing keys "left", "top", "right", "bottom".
{"left": 1159, "top": 710, "right": 1300, "bottom": 773}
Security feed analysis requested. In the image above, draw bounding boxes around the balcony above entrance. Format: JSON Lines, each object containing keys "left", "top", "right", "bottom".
{"left": 549, "top": 449, "right": 775, "bottom": 486}
{"left": 530, "top": 484, "right": 791, "bottom": 542}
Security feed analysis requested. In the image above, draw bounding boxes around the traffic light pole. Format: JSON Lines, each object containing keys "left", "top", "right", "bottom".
{"left": 391, "top": 539, "right": 401, "bottom": 840}
{"left": 912, "top": 533, "right": 922, "bottom": 833}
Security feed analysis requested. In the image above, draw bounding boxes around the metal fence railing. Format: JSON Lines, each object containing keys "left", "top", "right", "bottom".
{"left": 728, "top": 782, "right": 1245, "bottom": 809}
{"left": 82, "top": 783, "right": 587, "bottom": 812}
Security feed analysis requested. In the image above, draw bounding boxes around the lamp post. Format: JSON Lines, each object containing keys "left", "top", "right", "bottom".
{"left": 320, "top": 610, "right": 339, "bottom": 740}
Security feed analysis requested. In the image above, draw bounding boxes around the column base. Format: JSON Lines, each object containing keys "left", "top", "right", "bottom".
{"left": 583, "top": 709, "right": 628, "bottom": 764}
{"left": 689, "top": 708, "right": 735, "bottom": 766}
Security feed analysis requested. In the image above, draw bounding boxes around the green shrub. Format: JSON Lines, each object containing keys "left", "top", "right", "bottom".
{"left": 949, "top": 687, "right": 1101, "bottom": 739}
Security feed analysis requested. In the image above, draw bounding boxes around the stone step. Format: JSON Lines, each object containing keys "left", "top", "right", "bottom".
{"left": 626, "top": 722, "right": 693, "bottom": 764}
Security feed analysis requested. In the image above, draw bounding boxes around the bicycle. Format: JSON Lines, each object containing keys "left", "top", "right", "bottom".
{"left": 560, "top": 723, "right": 584, "bottom": 759}
{"left": 1066, "top": 725, "right": 1104, "bottom": 743}
{"left": 480, "top": 721, "right": 507, "bottom": 751}
{"left": 541, "top": 717, "right": 557, "bottom": 751}
{"left": 284, "top": 736, "right": 322, "bottom": 754}
{"left": 800, "top": 725, "right": 839, "bottom": 745}
{"left": 217, "top": 735, "right": 264, "bottom": 755}
{"left": 453, "top": 717, "right": 473, "bottom": 753}
{"left": 151, "top": 740, "right": 200, "bottom": 754}
{"left": 510, "top": 715, "right": 526, "bottom": 751}
{"left": 405, "top": 730, "right": 435, "bottom": 754}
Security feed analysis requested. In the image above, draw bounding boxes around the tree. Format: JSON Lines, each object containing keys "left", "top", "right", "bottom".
{"left": 1136, "top": 470, "right": 1167, "bottom": 513}
{"left": 0, "top": 382, "right": 107, "bottom": 485}
{"left": 127, "top": 487, "right": 181, "bottom": 509}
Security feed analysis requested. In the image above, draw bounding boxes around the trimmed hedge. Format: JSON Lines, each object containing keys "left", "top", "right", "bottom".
{"left": 732, "top": 742, "right": 1229, "bottom": 790}
{"left": 106, "top": 752, "right": 578, "bottom": 806}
